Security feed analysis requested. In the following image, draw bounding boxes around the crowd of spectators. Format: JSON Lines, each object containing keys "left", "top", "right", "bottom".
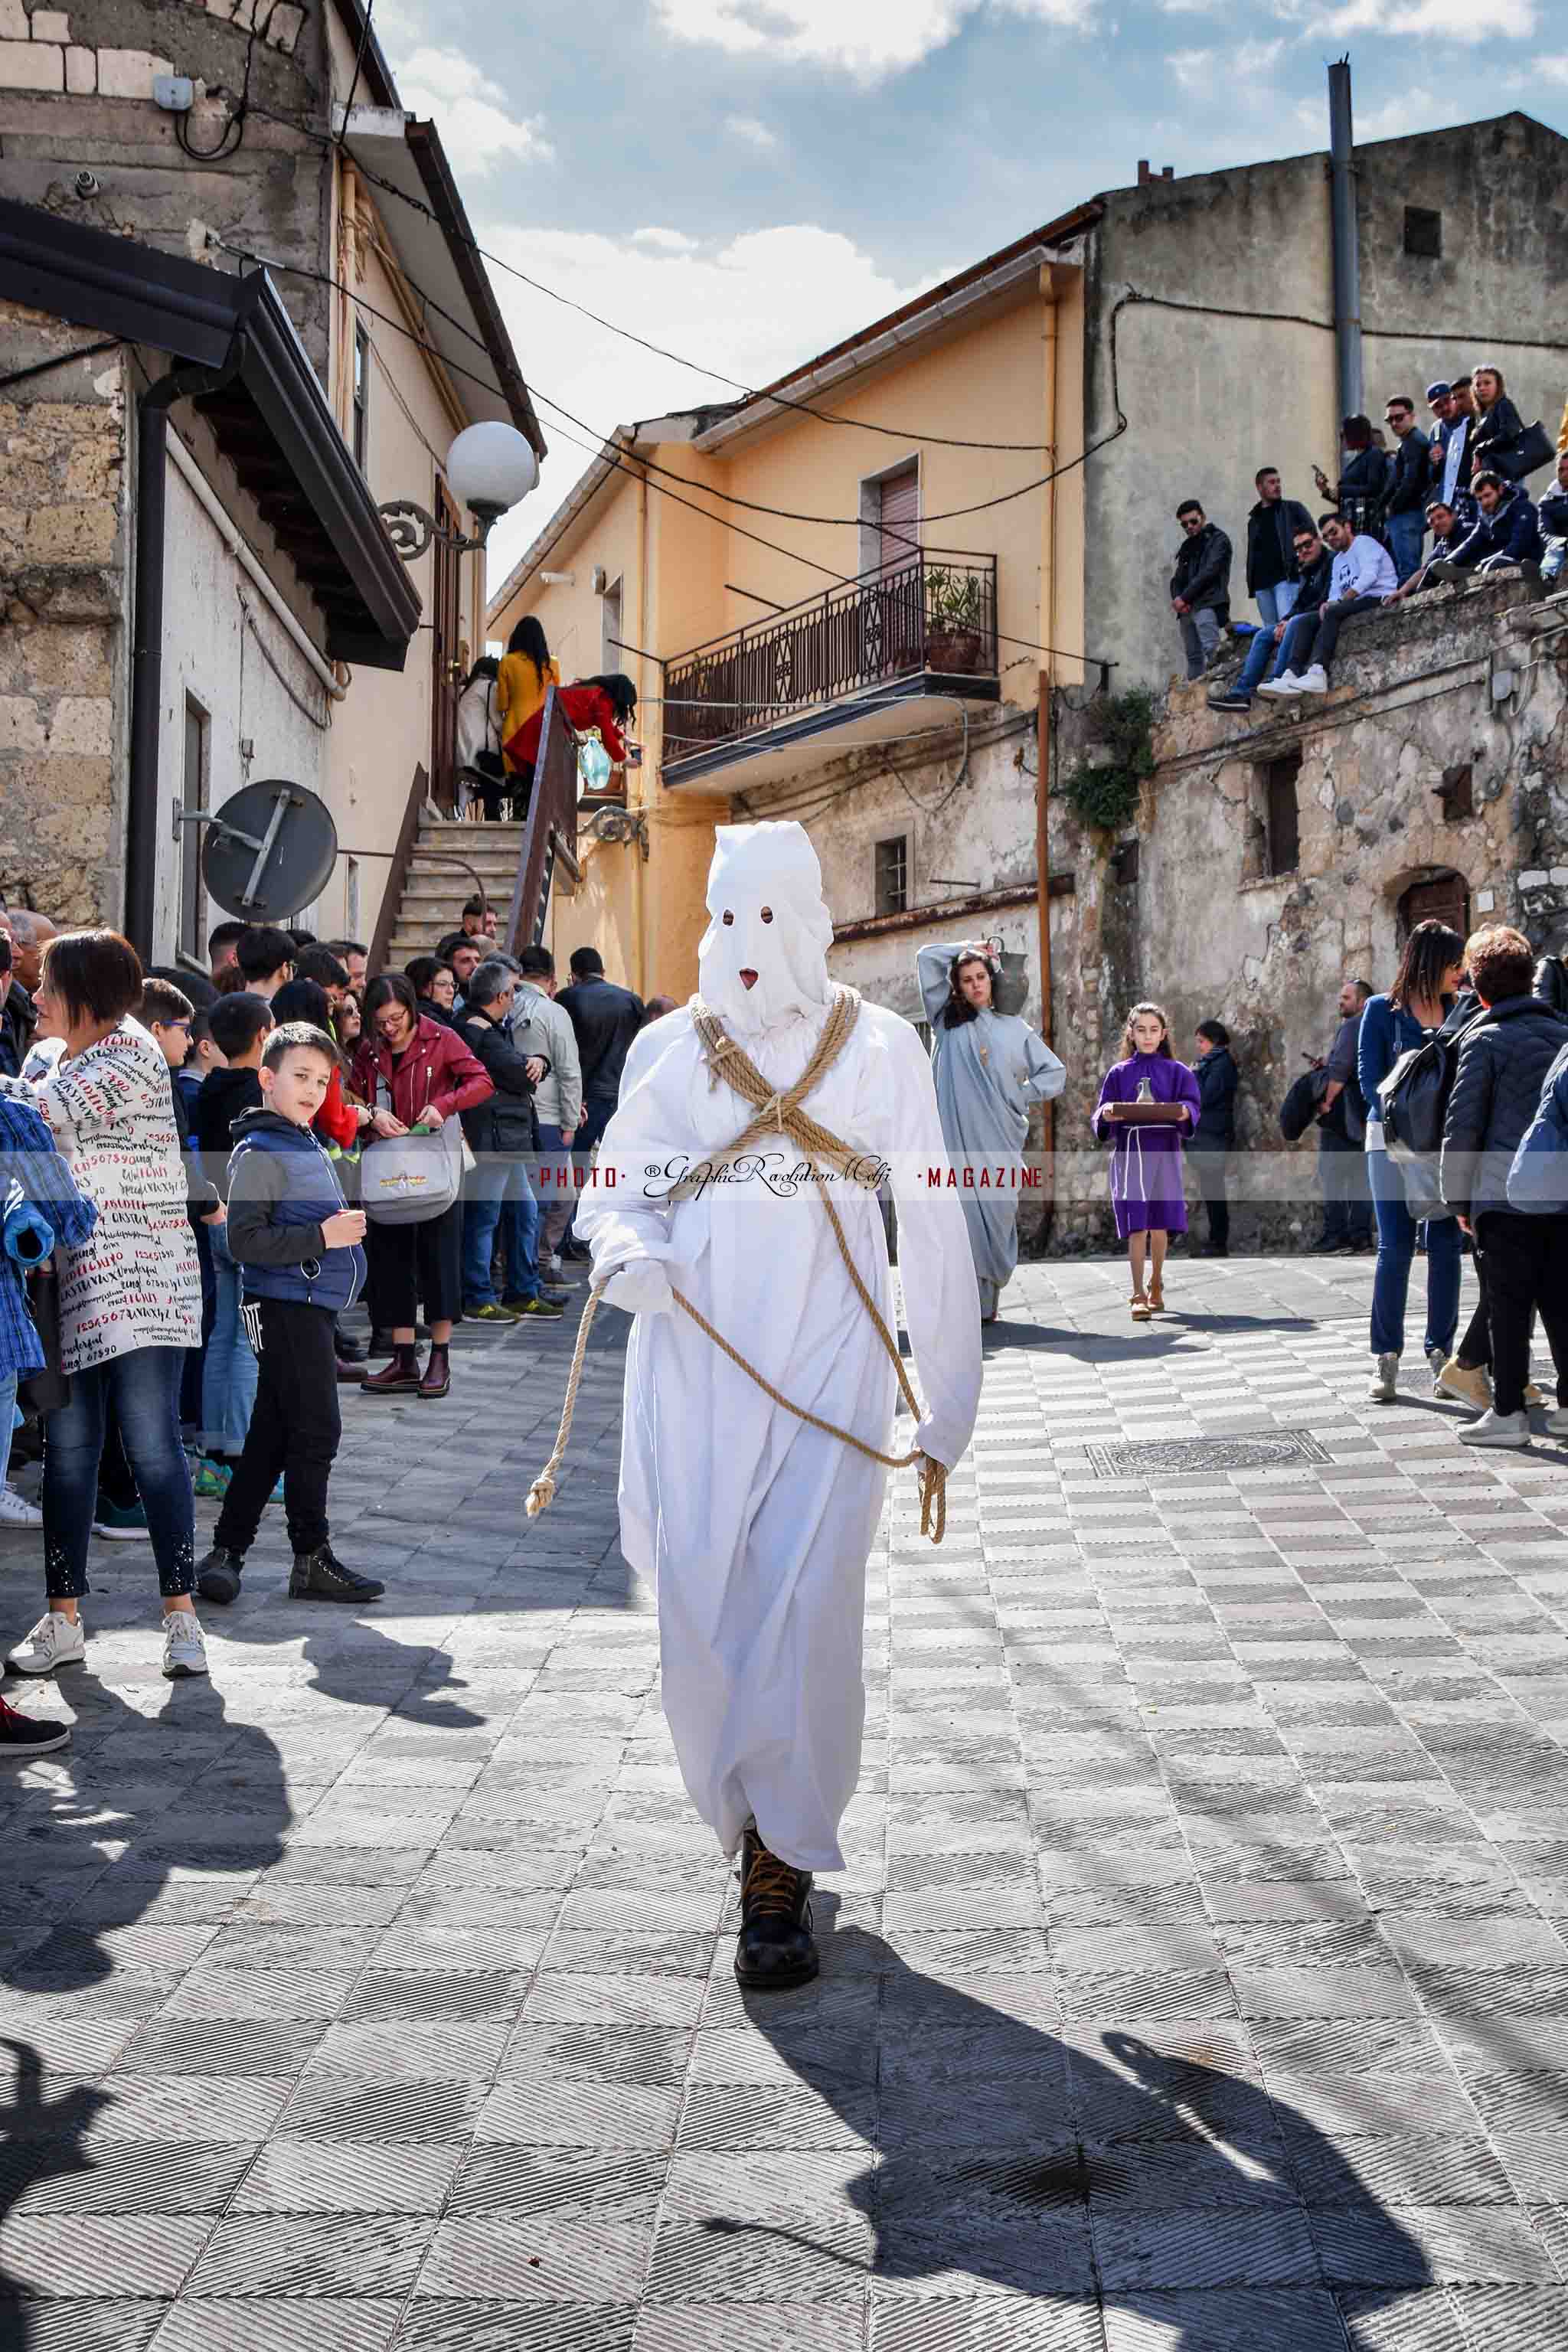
{"left": 0, "top": 891, "right": 668, "bottom": 1752}
{"left": 1169, "top": 365, "right": 1566, "bottom": 714}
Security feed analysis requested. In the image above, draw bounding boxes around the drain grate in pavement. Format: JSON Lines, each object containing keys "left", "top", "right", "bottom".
{"left": 1081, "top": 1431, "right": 1334, "bottom": 1478}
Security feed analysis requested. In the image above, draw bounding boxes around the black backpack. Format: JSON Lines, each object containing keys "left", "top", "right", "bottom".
{"left": 1279, "top": 1066, "right": 1327, "bottom": 1143}
{"left": 1378, "top": 1006, "right": 1488, "bottom": 1164}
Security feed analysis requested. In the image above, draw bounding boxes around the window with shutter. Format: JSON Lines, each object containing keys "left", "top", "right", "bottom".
{"left": 877, "top": 465, "right": 920, "bottom": 574}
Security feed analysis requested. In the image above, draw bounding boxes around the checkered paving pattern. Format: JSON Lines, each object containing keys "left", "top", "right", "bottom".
{"left": 1, "top": 1253, "right": 1567, "bottom": 2348}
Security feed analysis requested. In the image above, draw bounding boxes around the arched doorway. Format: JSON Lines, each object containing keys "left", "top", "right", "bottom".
{"left": 1397, "top": 870, "right": 1470, "bottom": 943}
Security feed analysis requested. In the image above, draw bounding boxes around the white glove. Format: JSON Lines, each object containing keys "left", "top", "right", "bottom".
{"left": 604, "top": 1259, "right": 675, "bottom": 1318}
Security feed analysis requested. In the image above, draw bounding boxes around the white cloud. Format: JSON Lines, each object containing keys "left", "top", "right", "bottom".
{"left": 1299, "top": 0, "right": 1533, "bottom": 34}
{"left": 1167, "top": 35, "right": 1279, "bottom": 87}
{"left": 651, "top": 0, "right": 1090, "bottom": 79}
{"left": 1533, "top": 50, "right": 1568, "bottom": 75}
{"left": 632, "top": 227, "right": 701, "bottom": 250}
{"left": 726, "top": 113, "right": 780, "bottom": 149}
{"left": 392, "top": 49, "right": 551, "bottom": 169}
{"left": 476, "top": 220, "right": 929, "bottom": 586}
{"left": 1294, "top": 83, "right": 1453, "bottom": 139}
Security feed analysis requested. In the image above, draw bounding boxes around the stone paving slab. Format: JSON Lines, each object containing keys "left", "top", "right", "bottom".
{"left": 1, "top": 1256, "right": 1567, "bottom": 2346}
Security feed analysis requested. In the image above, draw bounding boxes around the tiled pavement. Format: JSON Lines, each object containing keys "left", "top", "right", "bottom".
{"left": 2, "top": 1252, "right": 1568, "bottom": 2348}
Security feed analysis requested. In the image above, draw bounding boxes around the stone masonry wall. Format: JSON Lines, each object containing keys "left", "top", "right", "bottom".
{"left": 0, "top": 299, "right": 129, "bottom": 921}
{"left": 1050, "top": 576, "right": 1568, "bottom": 1253}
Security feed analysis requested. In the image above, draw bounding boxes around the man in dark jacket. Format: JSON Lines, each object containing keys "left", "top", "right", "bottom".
{"left": 557, "top": 946, "right": 645, "bottom": 1256}
{"left": 1244, "top": 469, "right": 1315, "bottom": 626}
{"left": 1539, "top": 447, "right": 1568, "bottom": 590}
{"left": 1439, "top": 924, "right": 1568, "bottom": 1446}
{"left": 457, "top": 957, "right": 563, "bottom": 1324}
{"left": 1315, "top": 978, "right": 1374, "bottom": 1252}
{"left": 1430, "top": 472, "right": 1544, "bottom": 590}
{"left": 1210, "top": 523, "right": 1331, "bottom": 712}
{"left": 1170, "top": 501, "right": 1232, "bottom": 679}
{"left": 0, "top": 930, "right": 34, "bottom": 1083}
{"left": 1381, "top": 396, "right": 1433, "bottom": 581}
{"left": 1190, "top": 1020, "right": 1239, "bottom": 1256}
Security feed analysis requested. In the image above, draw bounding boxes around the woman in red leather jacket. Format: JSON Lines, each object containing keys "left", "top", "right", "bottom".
{"left": 351, "top": 974, "right": 492, "bottom": 1400}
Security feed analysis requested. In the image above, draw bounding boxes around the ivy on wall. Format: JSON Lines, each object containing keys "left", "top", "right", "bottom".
{"left": 1060, "top": 689, "right": 1156, "bottom": 831}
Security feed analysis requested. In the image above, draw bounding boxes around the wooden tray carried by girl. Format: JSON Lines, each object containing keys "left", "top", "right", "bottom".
{"left": 1109, "top": 1102, "right": 1191, "bottom": 1125}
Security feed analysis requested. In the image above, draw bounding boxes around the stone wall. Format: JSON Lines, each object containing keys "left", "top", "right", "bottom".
{"left": 0, "top": 0, "right": 330, "bottom": 371}
{"left": 0, "top": 299, "right": 129, "bottom": 921}
{"left": 1050, "top": 575, "right": 1568, "bottom": 1252}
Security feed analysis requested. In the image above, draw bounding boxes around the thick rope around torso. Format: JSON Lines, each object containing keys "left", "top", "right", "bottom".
{"left": 526, "top": 988, "right": 945, "bottom": 1542}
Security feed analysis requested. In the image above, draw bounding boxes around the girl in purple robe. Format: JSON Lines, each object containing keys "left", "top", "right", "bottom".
{"left": 1093, "top": 1003, "right": 1202, "bottom": 1319}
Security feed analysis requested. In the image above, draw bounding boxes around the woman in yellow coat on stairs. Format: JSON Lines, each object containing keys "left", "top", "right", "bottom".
{"left": 494, "top": 616, "right": 560, "bottom": 818}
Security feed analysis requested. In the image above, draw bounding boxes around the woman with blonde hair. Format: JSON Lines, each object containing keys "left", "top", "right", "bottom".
{"left": 1470, "top": 363, "right": 1529, "bottom": 480}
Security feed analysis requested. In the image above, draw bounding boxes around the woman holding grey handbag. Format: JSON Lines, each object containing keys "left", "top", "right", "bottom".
{"left": 351, "top": 974, "right": 492, "bottom": 1399}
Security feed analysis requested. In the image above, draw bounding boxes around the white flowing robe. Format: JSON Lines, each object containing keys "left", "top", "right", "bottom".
{"left": 577, "top": 904, "right": 981, "bottom": 1873}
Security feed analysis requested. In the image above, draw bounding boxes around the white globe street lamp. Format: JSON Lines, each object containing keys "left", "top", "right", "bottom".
{"left": 379, "top": 420, "right": 541, "bottom": 562}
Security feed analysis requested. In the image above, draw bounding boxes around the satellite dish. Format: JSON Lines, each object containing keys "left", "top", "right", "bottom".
{"left": 201, "top": 782, "right": 338, "bottom": 922}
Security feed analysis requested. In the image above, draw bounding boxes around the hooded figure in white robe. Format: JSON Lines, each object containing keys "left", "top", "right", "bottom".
{"left": 575, "top": 822, "right": 982, "bottom": 1874}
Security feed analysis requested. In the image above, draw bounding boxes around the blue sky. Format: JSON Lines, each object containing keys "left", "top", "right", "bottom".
{"left": 371, "top": 0, "right": 1568, "bottom": 582}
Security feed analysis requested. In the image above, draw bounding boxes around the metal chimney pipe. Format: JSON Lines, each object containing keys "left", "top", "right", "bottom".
{"left": 1328, "top": 55, "right": 1363, "bottom": 424}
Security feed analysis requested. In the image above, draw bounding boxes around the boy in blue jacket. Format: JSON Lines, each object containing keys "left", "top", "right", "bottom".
{"left": 195, "top": 1023, "right": 380, "bottom": 1606}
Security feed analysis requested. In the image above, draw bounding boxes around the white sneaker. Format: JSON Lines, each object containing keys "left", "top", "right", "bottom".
{"left": 1458, "top": 1408, "right": 1530, "bottom": 1449}
{"left": 1256, "top": 672, "right": 1302, "bottom": 699}
{"left": 1542, "top": 1406, "right": 1568, "bottom": 1437}
{"left": 162, "top": 1610, "right": 209, "bottom": 1681}
{"left": 1297, "top": 665, "right": 1329, "bottom": 694}
{"left": 1434, "top": 1356, "right": 1492, "bottom": 1412}
{"left": 1367, "top": 1353, "right": 1399, "bottom": 1403}
{"left": 8, "top": 1611, "right": 86, "bottom": 1677}
{"left": 0, "top": 1486, "right": 42, "bottom": 1529}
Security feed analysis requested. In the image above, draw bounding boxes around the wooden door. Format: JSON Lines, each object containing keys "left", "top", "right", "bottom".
{"left": 430, "top": 477, "right": 462, "bottom": 813}
{"left": 1397, "top": 871, "right": 1470, "bottom": 942}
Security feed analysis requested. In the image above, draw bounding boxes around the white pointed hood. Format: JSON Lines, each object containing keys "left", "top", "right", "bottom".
{"left": 697, "top": 821, "right": 835, "bottom": 1037}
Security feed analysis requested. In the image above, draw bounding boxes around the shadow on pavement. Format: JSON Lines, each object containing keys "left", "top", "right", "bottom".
{"left": 727, "top": 1902, "right": 1429, "bottom": 2347}
{"left": 0, "top": 1670, "right": 292, "bottom": 2343}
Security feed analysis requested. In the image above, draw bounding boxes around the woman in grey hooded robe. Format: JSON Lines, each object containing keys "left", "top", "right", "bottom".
{"left": 918, "top": 939, "right": 1065, "bottom": 1321}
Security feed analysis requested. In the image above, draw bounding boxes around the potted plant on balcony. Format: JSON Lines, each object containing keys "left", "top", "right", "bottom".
{"left": 925, "top": 567, "right": 987, "bottom": 675}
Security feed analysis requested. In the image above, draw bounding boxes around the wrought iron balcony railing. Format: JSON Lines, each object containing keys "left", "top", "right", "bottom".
{"left": 662, "top": 551, "right": 998, "bottom": 763}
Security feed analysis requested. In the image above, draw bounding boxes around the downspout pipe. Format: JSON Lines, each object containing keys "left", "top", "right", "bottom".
{"left": 126, "top": 341, "right": 246, "bottom": 957}
{"left": 1328, "top": 57, "right": 1362, "bottom": 426}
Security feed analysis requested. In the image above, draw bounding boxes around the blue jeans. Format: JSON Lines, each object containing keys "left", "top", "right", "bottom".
{"left": 1368, "top": 1151, "right": 1462, "bottom": 1360}
{"left": 201, "top": 1223, "right": 257, "bottom": 1460}
{"left": 1386, "top": 510, "right": 1425, "bottom": 583}
{"left": 1255, "top": 582, "right": 1299, "bottom": 626}
{"left": 1236, "top": 625, "right": 1291, "bottom": 696}
{"left": 533, "top": 1122, "right": 573, "bottom": 1266}
{"left": 462, "top": 1161, "right": 539, "bottom": 1307}
{"left": 43, "top": 1345, "right": 196, "bottom": 1599}
{"left": 0, "top": 1370, "right": 15, "bottom": 1491}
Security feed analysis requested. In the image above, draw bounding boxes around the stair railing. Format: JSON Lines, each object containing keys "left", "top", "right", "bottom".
{"left": 367, "top": 761, "right": 430, "bottom": 977}
{"left": 504, "top": 688, "right": 581, "bottom": 956}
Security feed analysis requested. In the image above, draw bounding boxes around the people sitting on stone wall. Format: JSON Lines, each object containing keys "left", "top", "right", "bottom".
{"left": 1256, "top": 513, "right": 1396, "bottom": 701}
{"left": 1208, "top": 523, "right": 1331, "bottom": 713}
{"left": 1540, "top": 449, "right": 1568, "bottom": 591}
{"left": 1421, "top": 472, "right": 1544, "bottom": 596}
{"left": 1387, "top": 501, "right": 1474, "bottom": 604}
{"left": 1169, "top": 499, "right": 1232, "bottom": 680}
{"left": 1244, "top": 468, "right": 1315, "bottom": 629}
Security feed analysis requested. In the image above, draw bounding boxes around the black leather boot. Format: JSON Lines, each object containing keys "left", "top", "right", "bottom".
{"left": 734, "top": 1818, "right": 818, "bottom": 1991}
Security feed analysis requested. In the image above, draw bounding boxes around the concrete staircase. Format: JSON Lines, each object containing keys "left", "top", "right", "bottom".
{"left": 384, "top": 820, "right": 526, "bottom": 969}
